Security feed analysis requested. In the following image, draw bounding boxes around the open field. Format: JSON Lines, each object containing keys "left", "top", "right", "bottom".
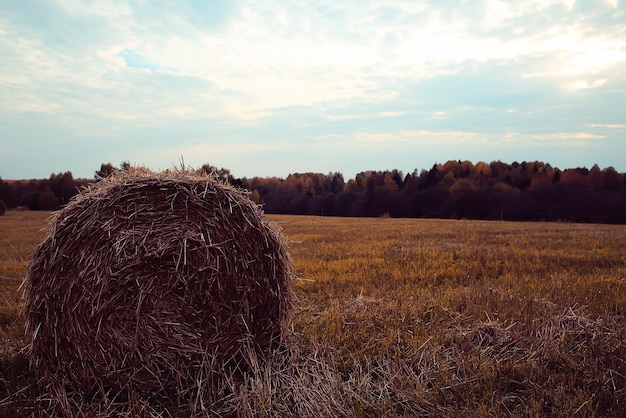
{"left": 2, "top": 211, "right": 626, "bottom": 416}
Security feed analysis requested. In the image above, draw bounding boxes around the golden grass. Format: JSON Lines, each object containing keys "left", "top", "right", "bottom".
{"left": 282, "top": 216, "right": 626, "bottom": 416}
{"left": 2, "top": 213, "right": 626, "bottom": 416}
{"left": 0, "top": 212, "right": 49, "bottom": 353}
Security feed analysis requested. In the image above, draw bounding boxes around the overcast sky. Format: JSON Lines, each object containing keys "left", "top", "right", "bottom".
{"left": 1, "top": 0, "right": 625, "bottom": 180}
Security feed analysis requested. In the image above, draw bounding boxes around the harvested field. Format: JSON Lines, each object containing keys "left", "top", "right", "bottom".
{"left": 2, "top": 213, "right": 626, "bottom": 416}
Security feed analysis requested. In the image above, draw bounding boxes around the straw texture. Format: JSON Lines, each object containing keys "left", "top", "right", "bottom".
{"left": 23, "top": 168, "right": 293, "bottom": 407}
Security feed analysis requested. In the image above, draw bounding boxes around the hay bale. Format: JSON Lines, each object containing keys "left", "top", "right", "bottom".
{"left": 0, "top": 199, "right": 6, "bottom": 216}
{"left": 23, "top": 168, "right": 293, "bottom": 404}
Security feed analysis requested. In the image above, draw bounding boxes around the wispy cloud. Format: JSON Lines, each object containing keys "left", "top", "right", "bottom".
{"left": 523, "top": 132, "right": 606, "bottom": 141}
{"left": 327, "top": 111, "right": 409, "bottom": 121}
{"left": 343, "top": 129, "right": 605, "bottom": 147}
{"left": 350, "top": 130, "right": 485, "bottom": 144}
{"left": 586, "top": 123, "right": 626, "bottom": 129}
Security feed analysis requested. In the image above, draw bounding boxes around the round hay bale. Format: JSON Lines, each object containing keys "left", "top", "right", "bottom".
{"left": 0, "top": 199, "right": 6, "bottom": 216}
{"left": 23, "top": 168, "right": 293, "bottom": 402}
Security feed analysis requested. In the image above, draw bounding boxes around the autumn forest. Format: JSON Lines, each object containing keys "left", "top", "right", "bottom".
{"left": 1, "top": 160, "right": 625, "bottom": 224}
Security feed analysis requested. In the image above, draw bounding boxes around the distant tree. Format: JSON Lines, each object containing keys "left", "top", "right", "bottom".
{"left": 38, "top": 190, "right": 60, "bottom": 210}
{"left": 50, "top": 171, "right": 78, "bottom": 205}
{"left": 602, "top": 167, "right": 622, "bottom": 191}
{"left": 448, "top": 179, "right": 478, "bottom": 218}
{"left": 482, "top": 182, "right": 519, "bottom": 220}
{"left": 0, "top": 178, "right": 17, "bottom": 209}
{"left": 328, "top": 172, "right": 345, "bottom": 194}
{"left": 20, "top": 190, "right": 59, "bottom": 211}
{"left": 459, "top": 160, "right": 475, "bottom": 178}
{"left": 95, "top": 162, "right": 132, "bottom": 179}
{"left": 560, "top": 169, "right": 591, "bottom": 189}
{"left": 370, "top": 184, "right": 403, "bottom": 217}
{"left": 96, "top": 163, "right": 117, "bottom": 179}
{"left": 410, "top": 187, "right": 449, "bottom": 218}
{"left": 442, "top": 160, "right": 461, "bottom": 177}
{"left": 285, "top": 173, "right": 326, "bottom": 198}
{"left": 391, "top": 169, "right": 404, "bottom": 189}
{"left": 419, "top": 166, "right": 439, "bottom": 189}
{"left": 345, "top": 178, "right": 363, "bottom": 192}
{"left": 529, "top": 173, "right": 550, "bottom": 189}
{"left": 355, "top": 173, "right": 368, "bottom": 191}
{"left": 311, "top": 193, "right": 335, "bottom": 216}
{"left": 450, "top": 178, "right": 476, "bottom": 195}
{"left": 402, "top": 171, "right": 419, "bottom": 194}
{"left": 441, "top": 171, "right": 455, "bottom": 188}
{"left": 200, "top": 164, "right": 235, "bottom": 184}
{"left": 289, "top": 195, "right": 311, "bottom": 215}
{"left": 347, "top": 198, "right": 368, "bottom": 217}
{"left": 334, "top": 190, "right": 362, "bottom": 217}
{"left": 262, "top": 190, "right": 299, "bottom": 214}
{"left": 383, "top": 172, "right": 399, "bottom": 190}
{"left": 249, "top": 189, "right": 262, "bottom": 204}
{"left": 244, "top": 176, "right": 283, "bottom": 198}
{"left": 489, "top": 161, "right": 509, "bottom": 181}
{"left": 366, "top": 173, "right": 377, "bottom": 202}
{"left": 475, "top": 161, "right": 492, "bottom": 178}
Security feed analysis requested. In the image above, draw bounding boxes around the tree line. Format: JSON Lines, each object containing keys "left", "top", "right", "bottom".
{"left": 1, "top": 160, "right": 625, "bottom": 224}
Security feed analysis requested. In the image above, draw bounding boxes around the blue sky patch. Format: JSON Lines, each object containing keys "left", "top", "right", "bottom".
{"left": 118, "top": 49, "right": 158, "bottom": 71}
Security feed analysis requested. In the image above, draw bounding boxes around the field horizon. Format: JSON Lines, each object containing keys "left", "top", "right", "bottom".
{"left": 1, "top": 211, "right": 626, "bottom": 416}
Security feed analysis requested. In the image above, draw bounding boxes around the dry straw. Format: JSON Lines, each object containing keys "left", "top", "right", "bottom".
{"left": 22, "top": 168, "right": 294, "bottom": 412}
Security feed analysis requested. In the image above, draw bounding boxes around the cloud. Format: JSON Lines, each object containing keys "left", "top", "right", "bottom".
{"left": 349, "top": 130, "right": 484, "bottom": 144}
{"left": 564, "top": 79, "right": 608, "bottom": 90}
{"left": 3, "top": 0, "right": 624, "bottom": 120}
{"left": 333, "top": 129, "right": 605, "bottom": 148}
{"left": 520, "top": 132, "right": 606, "bottom": 141}
{"left": 1, "top": 0, "right": 625, "bottom": 179}
{"left": 326, "top": 111, "right": 409, "bottom": 121}
{"left": 586, "top": 123, "right": 626, "bottom": 129}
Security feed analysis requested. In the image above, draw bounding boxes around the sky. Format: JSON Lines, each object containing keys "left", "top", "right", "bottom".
{"left": 1, "top": 0, "right": 625, "bottom": 180}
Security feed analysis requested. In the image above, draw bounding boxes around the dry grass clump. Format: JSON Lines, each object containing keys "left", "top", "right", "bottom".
{"left": 21, "top": 168, "right": 294, "bottom": 413}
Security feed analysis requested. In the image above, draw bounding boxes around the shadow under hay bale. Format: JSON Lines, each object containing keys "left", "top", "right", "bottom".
{"left": 22, "top": 168, "right": 294, "bottom": 408}
{"left": 0, "top": 199, "right": 6, "bottom": 216}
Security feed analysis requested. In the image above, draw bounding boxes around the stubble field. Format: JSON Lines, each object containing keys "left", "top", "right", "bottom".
{"left": 1, "top": 211, "right": 625, "bottom": 416}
